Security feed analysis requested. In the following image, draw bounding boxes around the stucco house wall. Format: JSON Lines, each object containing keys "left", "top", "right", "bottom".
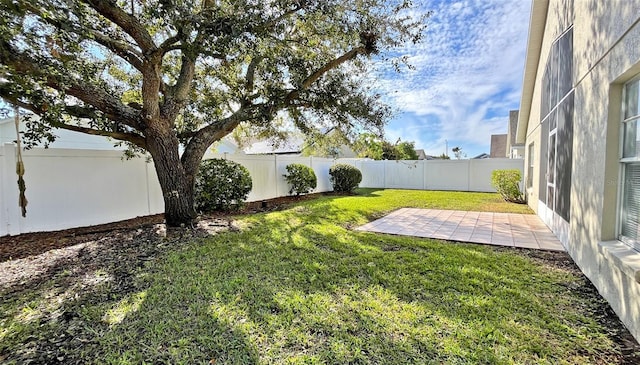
{"left": 518, "top": 0, "right": 640, "bottom": 340}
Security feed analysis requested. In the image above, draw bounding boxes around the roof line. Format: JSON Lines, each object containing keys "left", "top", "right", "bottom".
{"left": 516, "top": 0, "right": 549, "bottom": 144}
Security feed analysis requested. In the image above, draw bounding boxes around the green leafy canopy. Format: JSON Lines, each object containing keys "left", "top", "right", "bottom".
{"left": 0, "top": 0, "right": 429, "bottom": 152}
{"left": 0, "top": 0, "right": 428, "bottom": 225}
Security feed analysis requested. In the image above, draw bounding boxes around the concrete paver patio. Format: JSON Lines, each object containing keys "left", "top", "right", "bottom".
{"left": 356, "top": 208, "right": 565, "bottom": 251}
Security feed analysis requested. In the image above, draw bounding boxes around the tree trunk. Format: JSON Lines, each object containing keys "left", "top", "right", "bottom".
{"left": 146, "top": 127, "right": 198, "bottom": 227}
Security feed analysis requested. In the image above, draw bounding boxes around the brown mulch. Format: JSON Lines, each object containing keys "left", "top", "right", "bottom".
{"left": 0, "top": 193, "right": 321, "bottom": 262}
{"left": 1, "top": 193, "right": 639, "bottom": 364}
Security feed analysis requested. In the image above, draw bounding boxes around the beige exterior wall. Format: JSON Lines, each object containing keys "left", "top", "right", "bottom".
{"left": 521, "top": 0, "right": 640, "bottom": 340}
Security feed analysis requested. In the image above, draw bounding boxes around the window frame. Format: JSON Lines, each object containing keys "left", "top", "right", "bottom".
{"left": 527, "top": 142, "right": 535, "bottom": 188}
{"left": 619, "top": 75, "right": 640, "bottom": 252}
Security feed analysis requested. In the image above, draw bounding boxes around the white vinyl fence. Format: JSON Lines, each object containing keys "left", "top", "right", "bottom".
{"left": 0, "top": 144, "right": 164, "bottom": 236}
{"left": 339, "top": 158, "right": 524, "bottom": 192}
{"left": 0, "top": 145, "right": 337, "bottom": 236}
{"left": 0, "top": 143, "right": 523, "bottom": 235}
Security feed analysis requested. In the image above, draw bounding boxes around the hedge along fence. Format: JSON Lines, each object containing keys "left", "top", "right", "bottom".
{"left": 1, "top": 143, "right": 524, "bottom": 235}
{"left": 211, "top": 153, "right": 335, "bottom": 202}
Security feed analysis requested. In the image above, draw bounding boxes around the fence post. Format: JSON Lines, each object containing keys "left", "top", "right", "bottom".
{"left": 467, "top": 159, "right": 471, "bottom": 191}
{"left": 384, "top": 160, "right": 388, "bottom": 188}
{"left": 274, "top": 154, "right": 279, "bottom": 197}
{"left": 1, "top": 143, "right": 21, "bottom": 235}
{"left": 421, "top": 160, "right": 426, "bottom": 190}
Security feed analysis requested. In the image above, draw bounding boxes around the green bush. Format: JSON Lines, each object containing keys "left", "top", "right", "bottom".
{"left": 283, "top": 163, "right": 317, "bottom": 196}
{"left": 329, "top": 163, "right": 362, "bottom": 193}
{"left": 491, "top": 169, "right": 526, "bottom": 204}
{"left": 195, "top": 158, "right": 252, "bottom": 211}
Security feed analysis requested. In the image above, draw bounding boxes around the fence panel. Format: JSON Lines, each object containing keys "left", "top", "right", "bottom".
{"left": 221, "top": 154, "right": 279, "bottom": 202}
{"left": 0, "top": 144, "right": 163, "bottom": 235}
{"left": 423, "top": 160, "right": 470, "bottom": 191}
{"left": 209, "top": 154, "right": 337, "bottom": 202}
{"left": 310, "top": 157, "right": 334, "bottom": 193}
{"left": 338, "top": 159, "right": 385, "bottom": 188}
{"left": 384, "top": 160, "right": 424, "bottom": 189}
{"left": 468, "top": 158, "right": 524, "bottom": 192}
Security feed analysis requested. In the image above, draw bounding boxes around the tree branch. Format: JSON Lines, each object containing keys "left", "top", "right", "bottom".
{"left": 53, "top": 122, "right": 147, "bottom": 149}
{"left": 161, "top": 55, "right": 196, "bottom": 121}
{"left": 9, "top": 0, "right": 145, "bottom": 71}
{"left": 157, "top": 33, "right": 183, "bottom": 56}
{"left": 82, "top": 0, "right": 157, "bottom": 55}
{"left": 0, "top": 40, "right": 142, "bottom": 130}
{"left": 245, "top": 56, "right": 263, "bottom": 95}
{"left": 286, "top": 46, "right": 365, "bottom": 103}
{"left": 0, "top": 94, "right": 146, "bottom": 148}
{"left": 88, "top": 29, "right": 144, "bottom": 71}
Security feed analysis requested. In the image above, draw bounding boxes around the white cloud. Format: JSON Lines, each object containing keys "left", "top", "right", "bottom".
{"left": 378, "top": 0, "right": 532, "bottom": 157}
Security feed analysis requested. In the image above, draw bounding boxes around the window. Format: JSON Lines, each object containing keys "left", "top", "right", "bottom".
{"left": 539, "top": 27, "right": 573, "bottom": 222}
{"left": 620, "top": 77, "right": 640, "bottom": 251}
{"left": 527, "top": 143, "right": 534, "bottom": 188}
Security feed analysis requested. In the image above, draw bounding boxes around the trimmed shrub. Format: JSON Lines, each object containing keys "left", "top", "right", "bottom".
{"left": 329, "top": 164, "right": 362, "bottom": 193}
{"left": 195, "top": 158, "right": 252, "bottom": 211}
{"left": 491, "top": 169, "right": 526, "bottom": 204}
{"left": 283, "top": 163, "right": 317, "bottom": 196}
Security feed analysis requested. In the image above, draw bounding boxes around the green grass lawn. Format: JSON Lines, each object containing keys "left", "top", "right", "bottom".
{"left": 0, "top": 189, "right": 629, "bottom": 364}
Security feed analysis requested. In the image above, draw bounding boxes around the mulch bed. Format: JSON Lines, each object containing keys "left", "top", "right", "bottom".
{"left": 0, "top": 193, "right": 321, "bottom": 262}
{"left": 1, "top": 193, "right": 639, "bottom": 364}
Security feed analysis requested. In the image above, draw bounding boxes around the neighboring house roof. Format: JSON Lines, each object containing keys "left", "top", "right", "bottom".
{"left": 415, "top": 149, "right": 427, "bottom": 160}
{"left": 517, "top": 0, "right": 549, "bottom": 144}
{"left": 243, "top": 129, "right": 358, "bottom": 158}
{"left": 490, "top": 134, "right": 508, "bottom": 158}
{"left": 472, "top": 153, "right": 490, "bottom": 159}
{"left": 507, "top": 110, "right": 524, "bottom": 147}
{"left": 212, "top": 138, "right": 244, "bottom": 154}
{"left": 3, "top": 114, "right": 242, "bottom": 155}
{"left": 243, "top": 137, "right": 303, "bottom": 155}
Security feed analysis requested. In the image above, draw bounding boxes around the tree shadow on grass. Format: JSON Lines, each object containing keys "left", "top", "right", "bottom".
{"left": 2, "top": 194, "right": 638, "bottom": 364}
{"left": 92, "top": 207, "right": 637, "bottom": 364}
{"left": 0, "top": 225, "right": 216, "bottom": 364}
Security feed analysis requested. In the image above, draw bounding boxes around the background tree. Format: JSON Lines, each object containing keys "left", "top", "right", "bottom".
{"left": 394, "top": 140, "right": 418, "bottom": 160}
{"left": 0, "top": 0, "right": 427, "bottom": 226}
{"left": 353, "top": 132, "right": 384, "bottom": 160}
{"left": 301, "top": 127, "right": 350, "bottom": 159}
{"left": 452, "top": 146, "right": 466, "bottom": 159}
{"left": 354, "top": 134, "right": 418, "bottom": 160}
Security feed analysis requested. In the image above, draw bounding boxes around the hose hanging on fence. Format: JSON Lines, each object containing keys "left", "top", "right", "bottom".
{"left": 14, "top": 107, "right": 27, "bottom": 217}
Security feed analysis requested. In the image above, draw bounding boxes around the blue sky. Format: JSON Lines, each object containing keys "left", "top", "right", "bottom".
{"left": 378, "top": 0, "right": 532, "bottom": 158}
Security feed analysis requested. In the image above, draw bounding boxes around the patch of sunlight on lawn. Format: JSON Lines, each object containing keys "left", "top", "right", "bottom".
{"left": 103, "top": 291, "right": 147, "bottom": 326}
{"left": 87, "top": 190, "right": 619, "bottom": 364}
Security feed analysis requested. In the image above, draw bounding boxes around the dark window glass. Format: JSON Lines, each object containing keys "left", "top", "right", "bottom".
{"left": 550, "top": 46, "right": 559, "bottom": 106}
{"left": 527, "top": 143, "right": 535, "bottom": 188}
{"left": 558, "top": 30, "right": 573, "bottom": 98}
{"left": 541, "top": 62, "right": 551, "bottom": 118}
{"left": 555, "top": 92, "right": 574, "bottom": 221}
{"left": 625, "top": 79, "right": 639, "bottom": 119}
{"left": 621, "top": 163, "right": 640, "bottom": 249}
{"left": 539, "top": 27, "right": 573, "bottom": 222}
{"left": 539, "top": 118, "right": 549, "bottom": 202}
{"left": 623, "top": 120, "right": 639, "bottom": 158}
{"left": 548, "top": 133, "right": 556, "bottom": 185}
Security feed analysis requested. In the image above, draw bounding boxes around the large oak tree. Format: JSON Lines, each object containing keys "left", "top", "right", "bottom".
{"left": 0, "top": 0, "right": 426, "bottom": 226}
